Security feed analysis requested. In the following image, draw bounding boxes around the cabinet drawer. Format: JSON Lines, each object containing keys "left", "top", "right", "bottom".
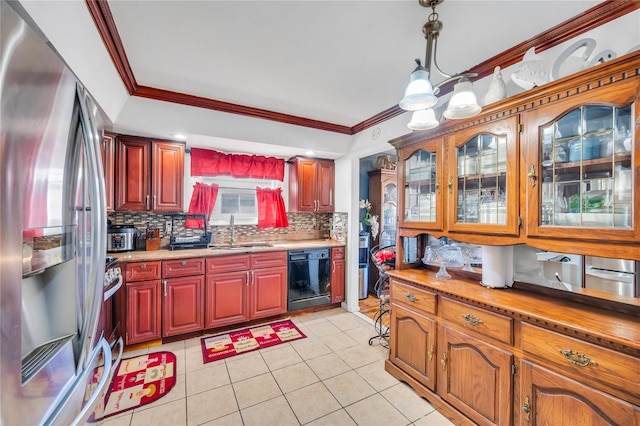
{"left": 250, "top": 251, "right": 287, "bottom": 269}
{"left": 125, "top": 261, "right": 162, "bottom": 282}
{"left": 331, "top": 247, "right": 345, "bottom": 260}
{"left": 521, "top": 322, "right": 640, "bottom": 401}
{"left": 390, "top": 280, "right": 436, "bottom": 315}
{"left": 440, "top": 297, "right": 512, "bottom": 345}
{"left": 206, "top": 254, "right": 250, "bottom": 274}
{"left": 162, "top": 258, "right": 204, "bottom": 278}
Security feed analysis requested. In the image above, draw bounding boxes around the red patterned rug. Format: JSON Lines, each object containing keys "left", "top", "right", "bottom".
{"left": 89, "top": 351, "right": 177, "bottom": 421}
{"left": 201, "top": 319, "right": 306, "bottom": 363}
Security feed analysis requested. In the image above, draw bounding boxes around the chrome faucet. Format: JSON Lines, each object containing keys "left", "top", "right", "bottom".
{"left": 229, "top": 214, "right": 236, "bottom": 246}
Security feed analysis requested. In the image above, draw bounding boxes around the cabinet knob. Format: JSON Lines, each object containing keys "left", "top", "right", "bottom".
{"left": 140, "top": 263, "right": 146, "bottom": 269}
{"left": 447, "top": 176, "right": 453, "bottom": 193}
{"left": 181, "top": 260, "right": 187, "bottom": 266}
{"left": 435, "top": 178, "right": 441, "bottom": 194}
{"left": 527, "top": 163, "right": 537, "bottom": 188}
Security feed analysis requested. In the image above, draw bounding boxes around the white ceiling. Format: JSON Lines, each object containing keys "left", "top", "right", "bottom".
{"left": 25, "top": 0, "right": 609, "bottom": 158}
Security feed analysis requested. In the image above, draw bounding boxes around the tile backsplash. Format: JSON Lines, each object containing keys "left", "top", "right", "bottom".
{"left": 107, "top": 211, "right": 348, "bottom": 249}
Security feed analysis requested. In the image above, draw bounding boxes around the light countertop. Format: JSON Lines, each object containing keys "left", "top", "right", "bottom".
{"left": 110, "top": 239, "right": 345, "bottom": 262}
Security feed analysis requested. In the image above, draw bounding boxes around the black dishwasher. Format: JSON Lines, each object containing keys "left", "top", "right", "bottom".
{"left": 288, "top": 249, "right": 331, "bottom": 311}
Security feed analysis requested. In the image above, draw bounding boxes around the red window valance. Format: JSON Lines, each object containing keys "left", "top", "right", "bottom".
{"left": 190, "top": 148, "right": 285, "bottom": 181}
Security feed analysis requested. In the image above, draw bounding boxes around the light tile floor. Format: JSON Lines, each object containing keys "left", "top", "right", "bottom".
{"left": 96, "top": 308, "right": 454, "bottom": 426}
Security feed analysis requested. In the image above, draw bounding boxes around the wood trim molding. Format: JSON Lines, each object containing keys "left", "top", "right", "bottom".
{"left": 86, "top": 0, "right": 639, "bottom": 135}
{"left": 85, "top": 0, "right": 137, "bottom": 94}
{"left": 134, "top": 86, "right": 353, "bottom": 135}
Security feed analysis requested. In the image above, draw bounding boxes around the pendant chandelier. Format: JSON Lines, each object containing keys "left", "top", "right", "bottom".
{"left": 400, "top": 0, "right": 481, "bottom": 130}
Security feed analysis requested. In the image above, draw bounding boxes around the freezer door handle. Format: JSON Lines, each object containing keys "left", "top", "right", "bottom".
{"left": 103, "top": 275, "right": 123, "bottom": 302}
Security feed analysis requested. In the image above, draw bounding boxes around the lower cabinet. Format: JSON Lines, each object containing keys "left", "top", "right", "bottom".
{"left": 519, "top": 361, "right": 639, "bottom": 425}
{"left": 205, "top": 252, "right": 287, "bottom": 329}
{"left": 389, "top": 304, "right": 437, "bottom": 391}
{"left": 126, "top": 279, "right": 162, "bottom": 345}
{"left": 124, "top": 258, "right": 204, "bottom": 345}
{"left": 386, "top": 273, "right": 640, "bottom": 426}
{"left": 331, "top": 247, "right": 345, "bottom": 303}
{"left": 439, "top": 326, "right": 513, "bottom": 426}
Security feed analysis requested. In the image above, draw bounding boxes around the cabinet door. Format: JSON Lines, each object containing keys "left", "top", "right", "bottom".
{"left": 317, "top": 159, "right": 335, "bottom": 212}
{"left": 101, "top": 132, "right": 116, "bottom": 211}
{"left": 398, "top": 138, "right": 444, "bottom": 231}
{"left": 126, "top": 280, "right": 161, "bottom": 345}
{"left": 389, "top": 304, "right": 437, "bottom": 391}
{"left": 331, "top": 258, "right": 345, "bottom": 303}
{"left": 162, "top": 275, "right": 204, "bottom": 337}
{"left": 519, "top": 361, "right": 639, "bottom": 425}
{"left": 152, "top": 141, "right": 184, "bottom": 211}
{"left": 446, "top": 115, "right": 520, "bottom": 236}
{"left": 250, "top": 266, "right": 287, "bottom": 320}
{"left": 292, "top": 158, "right": 317, "bottom": 212}
{"left": 524, "top": 80, "right": 639, "bottom": 242}
{"left": 205, "top": 271, "right": 249, "bottom": 328}
{"left": 439, "top": 325, "right": 513, "bottom": 426}
{"left": 116, "top": 136, "right": 150, "bottom": 211}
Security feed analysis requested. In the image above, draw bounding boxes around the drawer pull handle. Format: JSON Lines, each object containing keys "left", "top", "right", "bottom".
{"left": 523, "top": 396, "right": 531, "bottom": 421}
{"left": 463, "top": 313, "right": 483, "bottom": 326}
{"left": 441, "top": 352, "right": 447, "bottom": 370}
{"left": 181, "top": 260, "right": 187, "bottom": 266}
{"left": 428, "top": 344, "right": 434, "bottom": 362}
{"left": 559, "top": 349, "right": 596, "bottom": 367}
{"left": 527, "top": 164, "right": 537, "bottom": 188}
{"left": 140, "top": 263, "right": 146, "bottom": 269}
{"left": 405, "top": 293, "right": 418, "bottom": 302}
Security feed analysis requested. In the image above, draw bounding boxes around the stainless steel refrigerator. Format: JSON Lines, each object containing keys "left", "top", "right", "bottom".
{"left": 1, "top": 1, "right": 121, "bottom": 424}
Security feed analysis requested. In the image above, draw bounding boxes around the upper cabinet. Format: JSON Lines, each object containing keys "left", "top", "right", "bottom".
{"left": 446, "top": 116, "right": 520, "bottom": 236}
{"left": 391, "top": 51, "right": 640, "bottom": 257}
{"left": 398, "top": 137, "right": 445, "bottom": 232}
{"left": 288, "top": 157, "right": 335, "bottom": 212}
{"left": 115, "top": 135, "right": 185, "bottom": 212}
{"left": 524, "top": 79, "right": 639, "bottom": 242}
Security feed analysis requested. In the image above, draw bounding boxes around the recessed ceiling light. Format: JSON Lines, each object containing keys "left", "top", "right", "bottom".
{"left": 305, "top": 150, "right": 315, "bottom": 156}
{"left": 170, "top": 133, "right": 187, "bottom": 140}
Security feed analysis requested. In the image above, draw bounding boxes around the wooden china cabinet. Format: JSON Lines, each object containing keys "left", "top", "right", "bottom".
{"left": 386, "top": 51, "right": 640, "bottom": 425}
{"left": 115, "top": 135, "right": 185, "bottom": 212}
{"left": 368, "top": 168, "right": 398, "bottom": 289}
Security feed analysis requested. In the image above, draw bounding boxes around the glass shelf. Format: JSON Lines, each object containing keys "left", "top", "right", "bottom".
{"left": 540, "top": 104, "right": 633, "bottom": 229}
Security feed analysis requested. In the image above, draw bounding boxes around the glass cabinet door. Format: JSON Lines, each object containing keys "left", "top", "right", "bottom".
{"left": 380, "top": 181, "right": 397, "bottom": 248}
{"left": 447, "top": 116, "right": 519, "bottom": 235}
{"left": 399, "top": 140, "right": 444, "bottom": 231}
{"left": 538, "top": 104, "right": 633, "bottom": 231}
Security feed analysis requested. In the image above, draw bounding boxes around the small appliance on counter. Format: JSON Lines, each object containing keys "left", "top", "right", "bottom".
{"left": 107, "top": 224, "right": 138, "bottom": 253}
{"left": 169, "top": 213, "right": 211, "bottom": 250}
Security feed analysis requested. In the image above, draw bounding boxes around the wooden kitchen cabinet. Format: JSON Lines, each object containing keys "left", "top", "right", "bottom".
{"left": 439, "top": 326, "right": 513, "bottom": 426}
{"left": 288, "top": 156, "right": 335, "bottom": 212}
{"left": 124, "top": 261, "right": 162, "bottom": 345}
{"left": 368, "top": 169, "right": 397, "bottom": 290}
{"left": 161, "top": 258, "right": 204, "bottom": 337}
{"left": 385, "top": 269, "right": 640, "bottom": 426}
{"left": 115, "top": 135, "right": 184, "bottom": 212}
{"left": 331, "top": 247, "right": 345, "bottom": 303}
{"left": 519, "top": 361, "right": 639, "bottom": 425}
{"left": 390, "top": 52, "right": 640, "bottom": 256}
{"left": 100, "top": 132, "right": 116, "bottom": 211}
{"left": 205, "top": 252, "right": 287, "bottom": 329}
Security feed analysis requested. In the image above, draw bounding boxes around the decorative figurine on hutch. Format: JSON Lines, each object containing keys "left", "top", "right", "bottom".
{"left": 481, "top": 66, "right": 507, "bottom": 106}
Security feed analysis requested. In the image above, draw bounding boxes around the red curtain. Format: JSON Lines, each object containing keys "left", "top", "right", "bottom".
{"left": 185, "top": 183, "right": 219, "bottom": 228}
{"left": 190, "top": 148, "right": 285, "bottom": 181}
{"left": 256, "top": 187, "right": 289, "bottom": 229}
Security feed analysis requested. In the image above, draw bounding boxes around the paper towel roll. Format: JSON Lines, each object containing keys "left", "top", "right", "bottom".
{"left": 481, "top": 245, "right": 514, "bottom": 288}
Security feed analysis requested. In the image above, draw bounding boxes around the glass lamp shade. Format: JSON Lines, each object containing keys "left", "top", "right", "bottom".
{"left": 399, "top": 68, "right": 438, "bottom": 111}
{"left": 408, "top": 109, "right": 439, "bottom": 130}
{"left": 443, "top": 78, "right": 482, "bottom": 119}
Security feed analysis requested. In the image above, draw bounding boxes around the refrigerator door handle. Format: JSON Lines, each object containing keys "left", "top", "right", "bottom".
{"left": 75, "top": 83, "right": 108, "bottom": 370}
